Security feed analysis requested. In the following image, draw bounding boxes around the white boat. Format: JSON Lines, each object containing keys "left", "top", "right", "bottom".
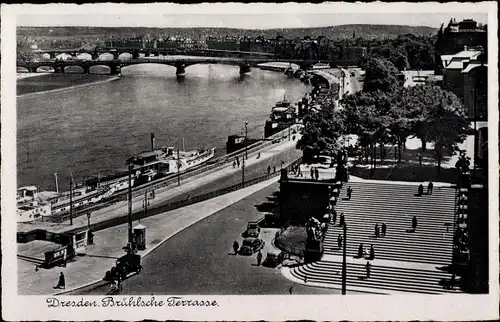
{"left": 49, "top": 185, "right": 116, "bottom": 215}
{"left": 270, "top": 99, "right": 298, "bottom": 121}
{"left": 17, "top": 186, "right": 52, "bottom": 222}
{"left": 129, "top": 146, "right": 216, "bottom": 183}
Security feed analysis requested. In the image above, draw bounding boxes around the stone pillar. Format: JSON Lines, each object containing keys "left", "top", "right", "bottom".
{"left": 239, "top": 64, "right": 251, "bottom": 75}
{"left": 176, "top": 64, "right": 186, "bottom": 76}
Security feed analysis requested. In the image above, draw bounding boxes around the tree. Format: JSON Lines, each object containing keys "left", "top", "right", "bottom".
{"left": 410, "top": 85, "right": 472, "bottom": 172}
{"left": 296, "top": 108, "right": 345, "bottom": 163}
{"left": 362, "top": 57, "right": 402, "bottom": 93}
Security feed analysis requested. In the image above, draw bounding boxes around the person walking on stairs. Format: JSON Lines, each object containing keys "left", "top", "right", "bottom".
{"left": 418, "top": 184, "right": 424, "bottom": 196}
{"left": 233, "top": 240, "right": 239, "bottom": 255}
{"left": 365, "top": 261, "right": 372, "bottom": 279}
{"left": 339, "top": 213, "right": 345, "bottom": 227}
{"left": 347, "top": 186, "right": 353, "bottom": 200}
{"left": 412, "top": 216, "right": 418, "bottom": 232}
{"left": 357, "top": 243, "right": 364, "bottom": 258}
{"left": 374, "top": 223, "right": 380, "bottom": 238}
{"left": 381, "top": 223, "right": 387, "bottom": 237}
{"left": 337, "top": 234, "right": 343, "bottom": 249}
{"left": 332, "top": 209, "right": 337, "bottom": 225}
{"left": 428, "top": 181, "right": 434, "bottom": 195}
{"left": 257, "top": 251, "right": 263, "bottom": 266}
{"left": 369, "top": 244, "right": 375, "bottom": 260}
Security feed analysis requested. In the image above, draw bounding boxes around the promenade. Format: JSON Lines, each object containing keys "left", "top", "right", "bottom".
{"left": 17, "top": 133, "right": 302, "bottom": 295}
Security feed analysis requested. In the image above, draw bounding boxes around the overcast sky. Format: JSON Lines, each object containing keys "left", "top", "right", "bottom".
{"left": 10, "top": 3, "right": 490, "bottom": 29}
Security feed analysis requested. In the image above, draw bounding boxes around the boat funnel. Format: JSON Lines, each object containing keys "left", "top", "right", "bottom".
{"left": 150, "top": 133, "right": 156, "bottom": 151}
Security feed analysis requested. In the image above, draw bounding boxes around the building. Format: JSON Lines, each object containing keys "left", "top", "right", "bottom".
{"left": 441, "top": 49, "right": 482, "bottom": 99}
{"left": 436, "top": 19, "right": 487, "bottom": 56}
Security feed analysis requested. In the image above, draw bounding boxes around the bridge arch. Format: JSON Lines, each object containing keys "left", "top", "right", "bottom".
{"left": 76, "top": 53, "right": 92, "bottom": 61}
{"left": 118, "top": 52, "right": 133, "bottom": 61}
{"left": 64, "top": 65, "right": 85, "bottom": 74}
{"left": 36, "top": 66, "right": 55, "bottom": 73}
{"left": 42, "top": 53, "right": 51, "bottom": 60}
{"left": 98, "top": 53, "right": 114, "bottom": 61}
{"left": 89, "top": 65, "right": 112, "bottom": 75}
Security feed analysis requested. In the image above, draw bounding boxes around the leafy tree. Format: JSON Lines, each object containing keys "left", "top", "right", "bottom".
{"left": 296, "top": 108, "right": 345, "bottom": 163}
{"left": 362, "top": 57, "right": 402, "bottom": 93}
{"left": 410, "top": 84, "right": 472, "bottom": 172}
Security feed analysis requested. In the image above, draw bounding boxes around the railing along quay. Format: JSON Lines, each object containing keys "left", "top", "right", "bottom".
{"left": 61, "top": 157, "right": 303, "bottom": 235}
{"left": 44, "top": 124, "right": 301, "bottom": 223}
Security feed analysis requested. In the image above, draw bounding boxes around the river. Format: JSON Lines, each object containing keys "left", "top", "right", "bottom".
{"left": 17, "top": 64, "right": 310, "bottom": 192}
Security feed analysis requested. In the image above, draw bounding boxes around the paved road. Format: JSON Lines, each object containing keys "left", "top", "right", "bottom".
{"left": 77, "top": 182, "right": 348, "bottom": 295}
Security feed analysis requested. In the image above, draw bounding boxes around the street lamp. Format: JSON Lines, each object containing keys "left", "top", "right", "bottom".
{"left": 341, "top": 223, "right": 347, "bottom": 295}
{"left": 245, "top": 121, "right": 249, "bottom": 160}
{"left": 127, "top": 161, "right": 133, "bottom": 251}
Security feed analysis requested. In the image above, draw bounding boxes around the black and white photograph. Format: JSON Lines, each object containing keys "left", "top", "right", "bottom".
{"left": 1, "top": 2, "right": 498, "bottom": 321}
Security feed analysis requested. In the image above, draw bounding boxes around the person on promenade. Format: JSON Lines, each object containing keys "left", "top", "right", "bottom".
{"left": 233, "top": 240, "right": 239, "bottom": 255}
{"left": 257, "top": 251, "right": 263, "bottom": 266}
{"left": 412, "top": 216, "right": 418, "bottom": 232}
{"left": 310, "top": 167, "right": 314, "bottom": 179}
{"left": 347, "top": 186, "right": 353, "bottom": 200}
{"left": 332, "top": 210, "right": 337, "bottom": 225}
{"left": 236, "top": 157, "right": 240, "bottom": 168}
{"left": 273, "top": 166, "right": 276, "bottom": 173}
{"left": 315, "top": 167, "right": 319, "bottom": 180}
{"left": 357, "top": 243, "right": 364, "bottom": 258}
{"left": 232, "top": 160, "right": 236, "bottom": 168}
{"left": 428, "top": 181, "right": 434, "bottom": 195}
{"left": 381, "top": 223, "right": 387, "bottom": 237}
{"left": 375, "top": 223, "right": 379, "bottom": 238}
{"left": 337, "top": 234, "right": 343, "bottom": 249}
{"left": 257, "top": 152, "right": 261, "bottom": 159}
{"left": 369, "top": 245, "right": 375, "bottom": 260}
{"left": 418, "top": 184, "right": 424, "bottom": 196}
{"left": 365, "top": 261, "right": 372, "bottom": 279}
{"left": 53, "top": 272, "right": 65, "bottom": 289}
{"left": 267, "top": 166, "right": 271, "bottom": 174}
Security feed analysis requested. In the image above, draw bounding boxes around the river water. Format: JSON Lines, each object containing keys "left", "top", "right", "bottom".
{"left": 17, "top": 64, "right": 310, "bottom": 191}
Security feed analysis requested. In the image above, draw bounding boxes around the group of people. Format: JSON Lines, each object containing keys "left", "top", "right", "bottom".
{"left": 358, "top": 243, "right": 375, "bottom": 260}
{"left": 291, "top": 164, "right": 303, "bottom": 177}
{"left": 418, "top": 181, "right": 434, "bottom": 196}
{"left": 309, "top": 167, "right": 321, "bottom": 180}
{"left": 330, "top": 209, "right": 346, "bottom": 228}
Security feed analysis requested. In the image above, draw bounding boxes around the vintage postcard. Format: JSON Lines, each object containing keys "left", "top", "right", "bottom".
{"left": 1, "top": 2, "right": 498, "bottom": 321}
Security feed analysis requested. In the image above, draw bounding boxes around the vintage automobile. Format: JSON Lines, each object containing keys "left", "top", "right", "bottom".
{"left": 104, "top": 253, "right": 142, "bottom": 281}
{"left": 244, "top": 221, "right": 261, "bottom": 238}
{"left": 239, "top": 237, "right": 265, "bottom": 256}
{"left": 263, "top": 249, "right": 285, "bottom": 268}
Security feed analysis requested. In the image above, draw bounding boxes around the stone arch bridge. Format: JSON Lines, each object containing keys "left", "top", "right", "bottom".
{"left": 18, "top": 55, "right": 345, "bottom": 76}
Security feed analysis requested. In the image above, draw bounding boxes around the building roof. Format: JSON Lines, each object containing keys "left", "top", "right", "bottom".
{"left": 445, "top": 60, "right": 467, "bottom": 69}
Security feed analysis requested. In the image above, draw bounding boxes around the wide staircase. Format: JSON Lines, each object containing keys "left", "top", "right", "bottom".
{"left": 289, "top": 181, "right": 459, "bottom": 294}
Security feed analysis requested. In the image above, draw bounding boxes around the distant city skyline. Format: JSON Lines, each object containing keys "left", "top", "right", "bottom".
{"left": 11, "top": 3, "right": 489, "bottom": 29}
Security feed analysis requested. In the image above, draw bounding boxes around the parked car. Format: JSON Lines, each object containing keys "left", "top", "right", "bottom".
{"left": 245, "top": 221, "right": 261, "bottom": 238}
{"left": 263, "top": 249, "right": 285, "bottom": 267}
{"left": 239, "top": 237, "right": 265, "bottom": 256}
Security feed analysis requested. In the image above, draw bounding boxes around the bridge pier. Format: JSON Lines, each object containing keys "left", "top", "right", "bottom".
{"left": 239, "top": 64, "right": 251, "bottom": 75}
{"left": 27, "top": 67, "right": 37, "bottom": 73}
{"left": 176, "top": 64, "right": 186, "bottom": 77}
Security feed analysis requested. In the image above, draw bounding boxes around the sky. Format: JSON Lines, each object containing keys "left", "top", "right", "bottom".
{"left": 9, "top": 3, "right": 490, "bottom": 29}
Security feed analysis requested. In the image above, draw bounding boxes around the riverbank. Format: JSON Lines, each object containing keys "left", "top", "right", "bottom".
{"left": 17, "top": 73, "right": 120, "bottom": 98}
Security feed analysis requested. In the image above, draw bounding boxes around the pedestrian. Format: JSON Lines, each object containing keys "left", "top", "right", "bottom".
{"left": 428, "top": 181, "right": 434, "bottom": 195}
{"left": 233, "top": 240, "right": 239, "bottom": 255}
{"left": 304, "top": 275, "right": 308, "bottom": 283}
{"left": 310, "top": 167, "right": 314, "bottom": 179}
{"left": 418, "top": 184, "right": 424, "bottom": 196}
{"left": 332, "top": 210, "right": 337, "bottom": 224}
{"left": 337, "top": 234, "right": 343, "bottom": 249}
{"left": 450, "top": 273, "right": 456, "bottom": 290}
{"left": 257, "top": 251, "right": 263, "bottom": 266}
{"left": 381, "top": 223, "right": 387, "bottom": 237}
{"left": 257, "top": 152, "right": 261, "bottom": 159}
{"left": 357, "top": 243, "right": 363, "bottom": 258}
{"left": 315, "top": 167, "right": 319, "bottom": 180}
{"left": 369, "top": 244, "right": 375, "bottom": 260}
{"left": 289, "top": 285, "right": 293, "bottom": 295}
{"left": 375, "top": 223, "right": 379, "bottom": 238}
{"left": 339, "top": 213, "right": 345, "bottom": 227}
{"left": 273, "top": 165, "right": 276, "bottom": 173}
{"left": 412, "top": 216, "right": 418, "bottom": 232}
{"left": 53, "top": 272, "right": 65, "bottom": 289}
{"left": 347, "top": 186, "right": 353, "bottom": 200}
{"left": 267, "top": 166, "right": 271, "bottom": 174}
{"left": 365, "top": 261, "right": 371, "bottom": 279}
{"left": 232, "top": 160, "right": 236, "bottom": 168}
